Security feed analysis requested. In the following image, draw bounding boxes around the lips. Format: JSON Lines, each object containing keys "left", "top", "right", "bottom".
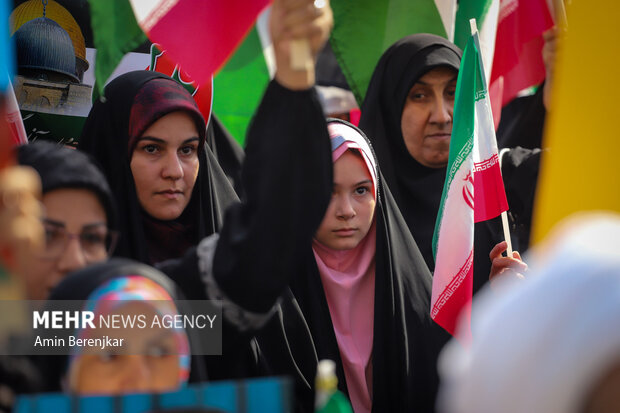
{"left": 333, "top": 228, "right": 357, "bottom": 236}
{"left": 427, "top": 133, "right": 451, "bottom": 140}
{"left": 156, "top": 189, "right": 184, "bottom": 199}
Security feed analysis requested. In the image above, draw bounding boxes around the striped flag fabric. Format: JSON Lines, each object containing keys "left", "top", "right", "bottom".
{"left": 213, "top": 10, "right": 273, "bottom": 145}
{"left": 488, "top": 0, "right": 554, "bottom": 126}
{"left": 330, "top": 0, "right": 457, "bottom": 105}
{"left": 454, "top": 0, "right": 499, "bottom": 82}
{"left": 128, "top": 0, "right": 270, "bottom": 89}
{"left": 88, "top": 0, "right": 272, "bottom": 145}
{"left": 431, "top": 27, "right": 508, "bottom": 338}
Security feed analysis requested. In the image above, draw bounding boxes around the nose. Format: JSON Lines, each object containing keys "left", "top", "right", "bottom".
{"left": 161, "top": 153, "right": 184, "bottom": 180}
{"left": 429, "top": 96, "right": 452, "bottom": 125}
{"left": 118, "top": 355, "right": 151, "bottom": 393}
{"left": 335, "top": 195, "right": 356, "bottom": 220}
{"left": 55, "top": 237, "right": 88, "bottom": 278}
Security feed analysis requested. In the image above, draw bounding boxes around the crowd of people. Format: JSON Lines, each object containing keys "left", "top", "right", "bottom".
{"left": 1, "top": 0, "right": 618, "bottom": 412}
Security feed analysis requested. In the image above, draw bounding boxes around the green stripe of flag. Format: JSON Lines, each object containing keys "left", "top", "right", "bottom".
{"left": 213, "top": 25, "right": 270, "bottom": 146}
{"left": 330, "top": 0, "right": 447, "bottom": 106}
{"left": 88, "top": 0, "right": 147, "bottom": 97}
{"left": 454, "top": 0, "right": 494, "bottom": 50}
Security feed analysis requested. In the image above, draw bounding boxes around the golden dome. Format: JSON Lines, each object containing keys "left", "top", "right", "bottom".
{"left": 11, "top": 0, "right": 86, "bottom": 62}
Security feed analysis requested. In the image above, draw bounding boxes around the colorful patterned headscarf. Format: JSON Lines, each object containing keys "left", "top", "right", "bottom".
{"left": 70, "top": 275, "right": 191, "bottom": 385}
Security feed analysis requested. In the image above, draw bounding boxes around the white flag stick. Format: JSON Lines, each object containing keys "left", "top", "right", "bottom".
{"left": 501, "top": 211, "right": 513, "bottom": 256}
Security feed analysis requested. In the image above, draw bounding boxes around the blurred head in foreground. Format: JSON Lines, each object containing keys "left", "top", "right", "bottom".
{"left": 438, "top": 212, "right": 620, "bottom": 413}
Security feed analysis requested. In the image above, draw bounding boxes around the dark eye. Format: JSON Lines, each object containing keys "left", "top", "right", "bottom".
{"left": 143, "top": 144, "right": 159, "bottom": 154}
{"left": 355, "top": 186, "right": 369, "bottom": 196}
{"left": 98, "top": 352, "right": 119, "bottom": 363}
{"left": 146, "top": 343, "right": 173, "bottom": 358}
{"left": 80, "top": 232, "right": 106, "bottom": 247}
{"left": 179, "top": 145, "right": 197, "bottom": 156}
{"left": 44, "top": 227, "right": 64, "bottom": 245}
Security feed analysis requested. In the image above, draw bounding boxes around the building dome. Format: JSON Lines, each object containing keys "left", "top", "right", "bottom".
{"left": 11, "top": 0, "right": 88, "bottom": 79}
{"left": 13, "top": 17, "right": 79, "bottom": 83}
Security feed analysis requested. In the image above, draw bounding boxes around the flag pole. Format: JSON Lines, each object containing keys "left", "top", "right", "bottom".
{"left": 289, "top": 0, "right": 319, "bottom": 71}
{"left": 469, "top": 18, "right": 513, "bottom": 257}
{"left": 554, "top": 0, "right": 568, "bottom": 28}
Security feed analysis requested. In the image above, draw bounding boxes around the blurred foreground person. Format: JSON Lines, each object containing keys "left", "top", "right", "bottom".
{"left": 438, "top": 212, "right": 620, "bottom": 413}
{"left": 38, "top": 258, "right": 198, "bottom": 394}
{"left": 16, "top": 142, "right": 117, "bottom": 300}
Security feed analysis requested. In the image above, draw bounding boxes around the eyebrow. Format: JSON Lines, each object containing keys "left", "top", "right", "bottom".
{"left": 144, "top": 328, "right": 175, "bottom": 350}
{"left": 415, "top": 76, "right": 458, "bottom": 86}
{"left": 333, "top": 179, "right": 373, "bottom": 188}
{"left": 43, "top": 218, "right": 107, "bottom": 230}
{"left": 136, "top": 137, "right": 200, "bottom": 144}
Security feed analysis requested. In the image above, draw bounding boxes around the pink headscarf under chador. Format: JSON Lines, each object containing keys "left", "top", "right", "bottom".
{"left": 312, "top": 120, "right": 378, "bottom": 413}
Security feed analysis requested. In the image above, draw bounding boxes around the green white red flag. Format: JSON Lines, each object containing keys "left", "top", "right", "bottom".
{"left": 128, "top": 0, "right": 270, "bottom": 89}
{"left": 488, "top": 0, "right": 554, "bottom": 126}
{"left": 431, "top": 28, "right": 508, "bottom": 339}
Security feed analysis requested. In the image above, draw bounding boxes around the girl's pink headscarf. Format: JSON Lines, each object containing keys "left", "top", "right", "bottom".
{"left": 312, "top": 120, "right": 378, "bottom": 413}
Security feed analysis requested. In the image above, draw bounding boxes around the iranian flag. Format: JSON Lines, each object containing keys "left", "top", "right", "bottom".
{"left": 330, "top": 0, "right": 458, "bottom": 105}
{"left": 488, "top": 0, "right": 554, "bottom": 126}
{"left": 431, "top": 27, "right": 508, "bottom": 339}
{"left": 89, "top": 0, "right": 273, "bottom": 145}
{"left": 128, "top": 0, "right": 270, "bottom": 89}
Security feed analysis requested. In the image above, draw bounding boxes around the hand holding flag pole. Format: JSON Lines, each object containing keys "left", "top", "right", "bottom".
{"left": 272, "top": 0, "right": 333, "bottom": 89}
{"left": 289, "top": 0, "right": 328, "bottom": 70}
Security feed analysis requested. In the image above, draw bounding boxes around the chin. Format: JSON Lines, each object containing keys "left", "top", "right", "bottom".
{"left": 331, "top": 239, "right": 361, "bottom": 251}
{"left": 150, "top": 208, "right": 184, "bottom": 221}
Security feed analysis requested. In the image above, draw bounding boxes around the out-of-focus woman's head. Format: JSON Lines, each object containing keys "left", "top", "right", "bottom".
{"left": 438, "top": 212, "right": 620, "bottom": 413}
{"left": 40, "top": 258, "right": 192, "bottom": 395}
{"left": 16, "top": 142, "right": 117, "bottom": 300}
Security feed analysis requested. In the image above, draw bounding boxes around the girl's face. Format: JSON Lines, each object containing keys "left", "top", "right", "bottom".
{"left": 130, "top": 111, "right": 200, "bottom": 221}
{"left": 315, "top": 150, "right": 376, "bottom": 250}
{"left": 69, "top": 302, "right": 183, "bottom": 395}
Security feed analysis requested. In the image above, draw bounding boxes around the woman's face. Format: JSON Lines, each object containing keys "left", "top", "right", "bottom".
{"left": 400, "top": 66, "right": 458, "bottom": 168}
{"left": 130, "top": 111, "right": 200, "bottom": 221}
{"left": 69, "top": 301, "right": 183, "bottom": 395}
{"left": 20, "top": 188, "right": 109, "bottom": 300}
{"left": 315, "top": 150, "right": 376, "bottom": 250}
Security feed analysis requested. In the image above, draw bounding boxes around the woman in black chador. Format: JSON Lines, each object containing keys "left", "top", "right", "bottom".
{"left": 78, "top": 71, "right": 238, "bottom": 266}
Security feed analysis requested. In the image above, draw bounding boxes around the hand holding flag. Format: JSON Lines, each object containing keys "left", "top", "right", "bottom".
{"left": 270, "top": 0, "right": 333, "bottom": 89}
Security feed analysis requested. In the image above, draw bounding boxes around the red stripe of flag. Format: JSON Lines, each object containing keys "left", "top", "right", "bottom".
{"left": 146, "top": 0, "right": 270, "bottom": 88}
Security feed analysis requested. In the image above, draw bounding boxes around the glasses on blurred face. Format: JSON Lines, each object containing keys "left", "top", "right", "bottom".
{"left": 41, "top": 219, "right": 118, "bottom": 262}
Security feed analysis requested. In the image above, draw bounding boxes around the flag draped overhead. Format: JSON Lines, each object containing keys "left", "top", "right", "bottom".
{"left": 330, "top": 0, "right": 455, "bottom": 105}
{"left": 431, "top": 28, "right": 508, "bottom": 338}
{"left": 89, "top": 0, "right": 148, "bottom": 93}
{"left": 88, "top": 0, "right": 271, "bottom": 145}
{"left": 213, "top": 11, "right": 273, "bottom": 145}
{"left": 488, "top": 0, "right": 554, "bottom": 126}
{"left": 128, "top": 0, "right": 270, "bottom": 89}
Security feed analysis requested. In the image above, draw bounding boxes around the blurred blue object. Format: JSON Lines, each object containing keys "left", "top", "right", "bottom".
{"left": 0, "top": 0, "right": 15, "bottom": 91}
{"left": 14, "top": 377, "right": 292, "bottom": 413}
